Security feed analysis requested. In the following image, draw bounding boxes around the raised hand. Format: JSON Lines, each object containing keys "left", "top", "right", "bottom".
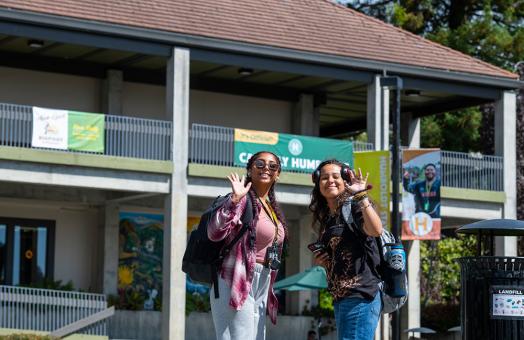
{"left": 228, "top": 173, "right": 252, "bottom": 203}
{"left": 346, "top": 167, "right": 369, "bottom": 193}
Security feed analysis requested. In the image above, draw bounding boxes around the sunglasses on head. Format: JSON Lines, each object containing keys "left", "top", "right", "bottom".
{"left": 253, "top": 159, "right": 280, "bottom": 172}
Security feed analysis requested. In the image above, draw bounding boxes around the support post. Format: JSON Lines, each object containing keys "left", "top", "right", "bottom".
{"left": 162, "top": 47, "right": 190, "bottom": 340}
{"left": 103, "top": 203, "right": 119, "bottom": 295}
{"left": 494, "top": 91, "right": 517, "bottom": 256}
{"left": 101, "top": 69, "right": 123, "bottom": 115}
{"left": 400, "top": 112, "right": 421, "bottom": 340}
{"left": 367, "top": 75, "right": 390, "bottom": 150}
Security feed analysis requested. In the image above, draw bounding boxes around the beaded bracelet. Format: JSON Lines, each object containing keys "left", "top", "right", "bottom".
{"left": 360, "top": 201, "right": 372, "bottom": 210}
{"left": 353, "top": 191, "right": 368, "bottom": 201}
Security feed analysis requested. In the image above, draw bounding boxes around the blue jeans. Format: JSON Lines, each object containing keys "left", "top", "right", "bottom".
{"left": 333, "top": 292, "right": 382, "bottom": 340}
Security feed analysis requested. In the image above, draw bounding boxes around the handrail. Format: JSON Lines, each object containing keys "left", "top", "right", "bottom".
{"left": 189, "top": 123, "right": 504, "bottom": 191}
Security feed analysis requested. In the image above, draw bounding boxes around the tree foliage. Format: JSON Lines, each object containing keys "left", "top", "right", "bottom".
{"left": 344, "top": 0, "right": 524, "bottom": 152}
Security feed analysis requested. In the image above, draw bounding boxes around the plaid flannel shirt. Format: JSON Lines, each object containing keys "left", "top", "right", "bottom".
{"left": 207, "top": 195, "right": 280, "bottom": 324}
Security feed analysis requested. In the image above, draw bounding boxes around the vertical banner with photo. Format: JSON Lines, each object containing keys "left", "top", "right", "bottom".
{"left": 354, "top": 151, "right": 391, "bottom": 228}
{"left": 32, "top": 107, "right": 69, "bottom": 149}
{"left": 234, "top": 128, "right": 353, "bottom": 171}
{"left": 118, "top": 212, "right": 163, "bottom": 310}
{"left": 401, "top": 149, "right": 441, "bottom": 240}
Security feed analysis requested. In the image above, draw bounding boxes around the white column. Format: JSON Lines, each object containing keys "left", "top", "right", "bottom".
{"left": 369, "top": 75, "right": 391, "bottom": 340}
{"left": 103, "top": 202, "right": 119, "bottom": 295}
{"left": 494, "top": 90, "right": 517, "bottom": 256}
{"left": 367, "top": 75, "right": 389, "bottom": 150}
{"left": 162, "top": 47, "right": 190, "bottom": 340}
{"left": 292, "top": 94, "right": 319, "bottom": 136}
{"left": 399, "top": 113, "right": 421, "bottom": 340}
{"left": 101, "top": 69, "right": 123, "bottom": 115}
{"left": 401, "top": 112, "right": 420, "bottom": 148}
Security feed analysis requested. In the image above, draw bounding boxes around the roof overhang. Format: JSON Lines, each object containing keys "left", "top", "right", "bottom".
{"left": 0, "top": 7, "right": 522, "bottom": 90}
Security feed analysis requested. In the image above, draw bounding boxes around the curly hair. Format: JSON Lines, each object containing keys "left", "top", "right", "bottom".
{"left": 309, "top": 159, "right": 352, "bottom": 233}
{"left": 245, "top": 151, "right": 288, "bottom": 241}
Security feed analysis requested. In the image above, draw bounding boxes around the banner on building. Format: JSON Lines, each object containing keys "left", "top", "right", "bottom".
{"left": 118, "top": 212, "right": 163, "bottom": 310}
{"left": 401, "top": 149, "right": 441, "bottom": 240}
{"left": 68, "top": 111, "right": 105, "bottom": 152}
{"left": 234, "top": 128, "right": 353, "bottom": 171}
{"left": 32, "top": 107, "right": 105, "bottom": 152}
{"left": 32, "top": 107, "right": 69, "bottom": 149}
{"left": 354, "top": 151, "right": 390, "bottom": 229}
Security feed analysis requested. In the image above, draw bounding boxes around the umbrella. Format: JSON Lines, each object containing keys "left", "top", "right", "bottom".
{"left": 274, "top": 266, "right": 327, "bottom": 291}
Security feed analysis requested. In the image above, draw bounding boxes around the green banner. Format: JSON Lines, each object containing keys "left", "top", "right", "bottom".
{"left": 234, "top": 128, "right": 352, "bottom": 171}
{"left": 68, "top": 111, "right": 105, "bottom": 152}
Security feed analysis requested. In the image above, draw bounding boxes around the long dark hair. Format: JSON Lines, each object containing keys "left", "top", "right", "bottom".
{"left": 245, "top": 151, "right": 288, "bottom": 241}
{"left": 309, "top": 159, "right": 351, "bottom": 233}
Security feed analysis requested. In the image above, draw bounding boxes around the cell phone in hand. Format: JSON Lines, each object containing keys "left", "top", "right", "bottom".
{"left": 307, "top": 241, "right": 326, "bottom": 254}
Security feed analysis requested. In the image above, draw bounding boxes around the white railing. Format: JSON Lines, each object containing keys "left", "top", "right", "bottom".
{"left": 189, "top": 123, "right": 504, "bottom": 191}
{"left": 0, "top": 102, "right": 172, "bottom": 161}
{"left": 0, "top": 285, "right": 108, "bottom": 335}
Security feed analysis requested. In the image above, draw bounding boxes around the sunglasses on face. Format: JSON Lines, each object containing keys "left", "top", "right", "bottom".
{"left": 253, "top": 159, "right": 280, "bottom": 172}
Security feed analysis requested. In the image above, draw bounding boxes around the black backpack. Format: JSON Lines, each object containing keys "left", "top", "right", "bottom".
{"left": 182, "top": 194, "right": 254, "bottom": 298}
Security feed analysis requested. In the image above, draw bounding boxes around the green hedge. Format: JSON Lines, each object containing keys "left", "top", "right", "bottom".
{"left": 0, "top": 335, "right": 53, "bottom": 340}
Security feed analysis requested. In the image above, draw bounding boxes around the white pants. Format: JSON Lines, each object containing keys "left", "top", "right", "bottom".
{"left": 210, "top": 264, "right": 271, "bottom": 340}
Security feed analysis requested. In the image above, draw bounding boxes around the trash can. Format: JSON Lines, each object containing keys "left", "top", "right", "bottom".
{"left": 456, "top": 219, "right": 524, "bottom": 340}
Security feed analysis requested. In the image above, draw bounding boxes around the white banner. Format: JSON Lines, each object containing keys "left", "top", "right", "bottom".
{"left": 32, "top": 107, "right": 68, "bottom": 150}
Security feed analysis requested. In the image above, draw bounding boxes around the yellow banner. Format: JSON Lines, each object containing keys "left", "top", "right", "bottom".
{"left": 234, "top": 128, "right": 279, "bottom": 145}
{"left": 354, "top": 151, "right": 390, "bottom": 229}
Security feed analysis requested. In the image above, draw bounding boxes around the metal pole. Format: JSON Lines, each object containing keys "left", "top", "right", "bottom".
{"left": 381, "top": 76, "right": 403, "bottom": 340}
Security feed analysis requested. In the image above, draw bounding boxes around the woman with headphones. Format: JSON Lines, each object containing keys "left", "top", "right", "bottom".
{"left": 309, "top": 159, "right": 383, "bottom": 340}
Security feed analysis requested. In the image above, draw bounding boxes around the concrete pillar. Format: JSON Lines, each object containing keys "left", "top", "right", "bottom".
{"left": 162, "top": 47, "right": 190, "bottom": 340}
{"left": 101, "top": 69, "right": 123, "bottom": 115}
{"left": 103, "top": 202, "right": 119, "bottom": 295}
{"left": 401, "top": 112, "right": 420, "bottom": 148}
{"left": 398, "top": 113, "right": 422, "bottom": 340}
{"left": 495, "top": 91, "right": 517, "bottom": 256}
{"left": 367, "top": 75, "right": 390, "bottom": 150}
{"left": 285, "top": 214, "right": 317, "bottom": 314}
{"left": 292, "top": 94, "right": 319, "bottom": 136}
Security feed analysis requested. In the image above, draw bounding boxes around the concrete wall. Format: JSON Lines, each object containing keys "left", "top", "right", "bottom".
{"left": 0, "top": 199, "right": 101, "bottom": 291}
{"left": 110, "top": 311, "right": 337, "bottom": 340}
{"left": 0, "top": 67, "right": 293, "bottom": 132}
{"left": 0, "top": 66, "right": 100, "bottom": 112}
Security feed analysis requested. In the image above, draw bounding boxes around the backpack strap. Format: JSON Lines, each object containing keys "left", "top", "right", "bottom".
{"left": 213, "top": 194, "right": 254, "bottom": 298}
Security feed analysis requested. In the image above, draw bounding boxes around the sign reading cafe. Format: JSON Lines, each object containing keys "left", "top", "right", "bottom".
{"left": 234, "top": 128, "right": 353, "bottom": 171}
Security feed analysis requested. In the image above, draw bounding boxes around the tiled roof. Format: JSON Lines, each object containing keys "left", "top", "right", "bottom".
{"left": 0, "top": 0, "right": 517, "bottom": 79}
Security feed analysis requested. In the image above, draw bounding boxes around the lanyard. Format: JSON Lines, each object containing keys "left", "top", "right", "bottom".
{"left": 258, "top": 197, "right": 279, "bottom": 244}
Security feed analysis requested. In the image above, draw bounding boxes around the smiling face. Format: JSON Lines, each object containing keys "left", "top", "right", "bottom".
{"left": 424, "top": 165, "right": 436, "bottom": 181}
{"left": 318, "top": 163, "right": 345, "bottom": 200}
{"left": 249, "top": 152, "right": 281, "bottom": 185}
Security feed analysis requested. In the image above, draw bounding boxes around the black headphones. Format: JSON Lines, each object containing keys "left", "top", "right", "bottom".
{"left": 311, "top": 163, "right": 351, "bottom": 184}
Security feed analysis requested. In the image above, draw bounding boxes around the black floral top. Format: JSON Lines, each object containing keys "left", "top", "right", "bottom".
{"left": 319, "top": 200, "right": 381, "bottom": 301}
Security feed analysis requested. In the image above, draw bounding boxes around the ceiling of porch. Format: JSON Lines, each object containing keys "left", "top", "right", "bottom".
{"left": 0, "top": 34, "right": 493, "bottom": 137}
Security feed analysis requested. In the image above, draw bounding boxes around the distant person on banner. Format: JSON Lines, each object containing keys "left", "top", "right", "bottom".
{"left": 402, "top": 163, "right": 441, "bottom": 218}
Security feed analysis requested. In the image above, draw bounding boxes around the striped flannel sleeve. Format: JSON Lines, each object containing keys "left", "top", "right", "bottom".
{"left": 207, "top": 195, "right": 246, "bottom": 242}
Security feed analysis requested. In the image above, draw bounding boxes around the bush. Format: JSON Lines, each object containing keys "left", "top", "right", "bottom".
{"left": 420, "top": 234, "right": 476, "bottom": 332}
{"left": 0, "top": 335, "right": 53, "bottom": 340}
{"left": 185, "top": 292, "right": 210, "bottom": 315}
{"left": 421, "top": 303, "right": 460, "bottom": 332}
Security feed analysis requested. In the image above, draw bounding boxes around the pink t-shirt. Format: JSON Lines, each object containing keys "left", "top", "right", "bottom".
{"left": 255, "top": 208, "right": 285, "bottom": 262}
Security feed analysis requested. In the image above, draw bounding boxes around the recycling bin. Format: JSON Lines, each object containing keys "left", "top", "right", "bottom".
{"left": 456, "top": 219, "right": 524, "bottom": 340}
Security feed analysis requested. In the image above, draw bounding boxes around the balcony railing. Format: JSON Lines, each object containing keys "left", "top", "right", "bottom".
{"left": 0, "top": 102, "right": 172, "bottom": 161}
{"left": 0, "top": 103, "right": 505, "bottom": 192}
{"left": 0, "top": 285, "right": 108, "bottom": 335}
{"left": 190, "top": 123, "right": 504, "bottom": 192}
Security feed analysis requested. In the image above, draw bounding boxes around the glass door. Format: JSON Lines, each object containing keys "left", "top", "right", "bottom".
{"left": 0, "top": 218, "right": 54, "bottom": 285}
